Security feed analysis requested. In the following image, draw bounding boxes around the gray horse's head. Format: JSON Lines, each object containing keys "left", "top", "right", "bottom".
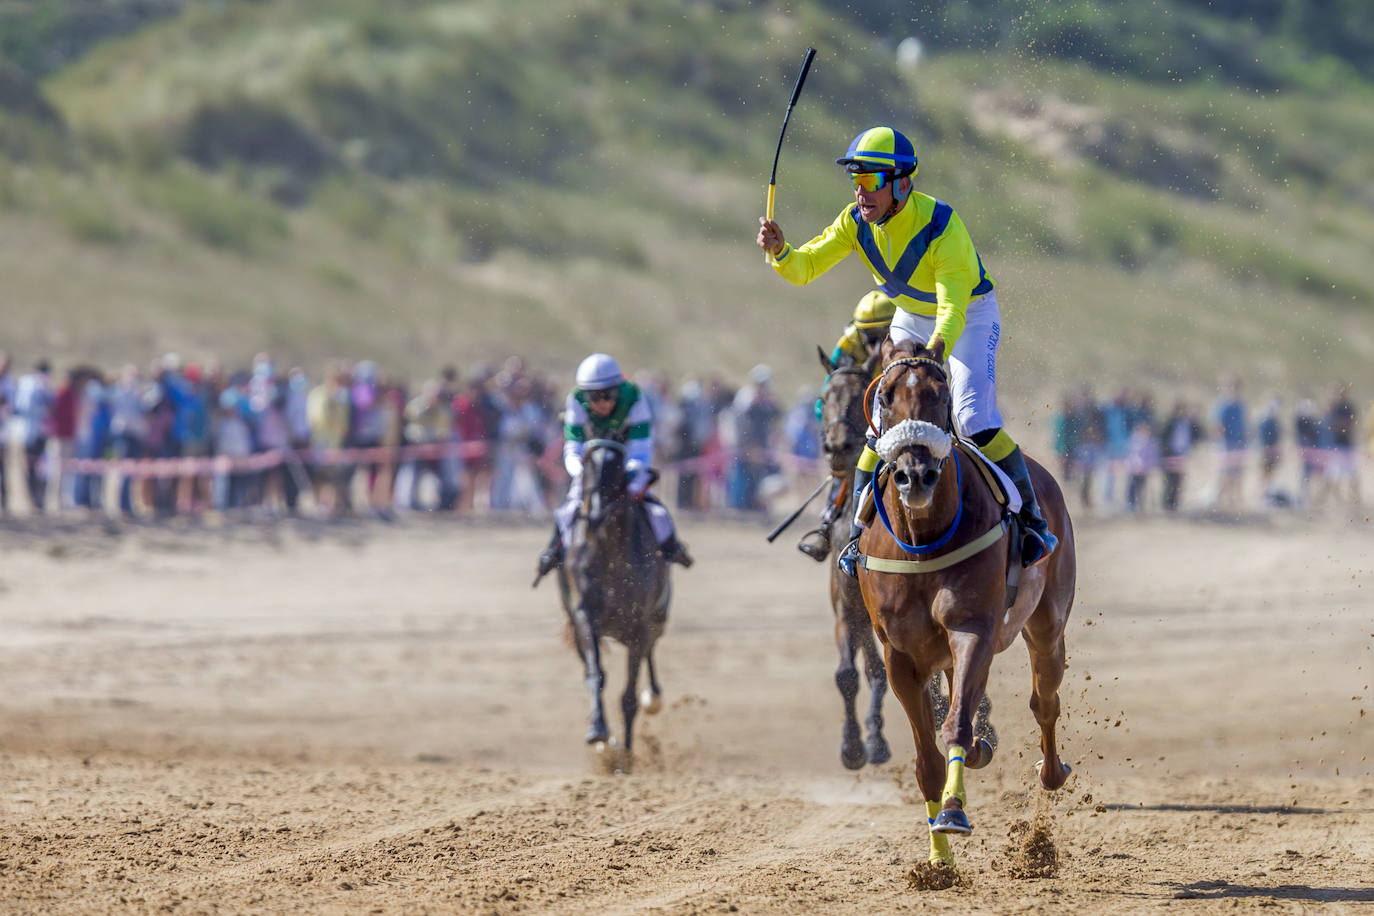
{"left": 817, "top": 347, "right": 880, "bottom": 473}
{"left": 579, "top": 438, "right": 630, "bottom": 529}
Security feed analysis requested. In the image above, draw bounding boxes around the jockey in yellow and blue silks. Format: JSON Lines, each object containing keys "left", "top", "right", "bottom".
{"left": 757, "top": 125, "right": 1058, "bottom": 573}
{"left": 534, "top": 353, "right": 692, "bottom": 585}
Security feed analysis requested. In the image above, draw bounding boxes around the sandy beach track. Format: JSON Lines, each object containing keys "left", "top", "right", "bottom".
{"left": 1, "top": 513, "right": 1371, "bottom": 913}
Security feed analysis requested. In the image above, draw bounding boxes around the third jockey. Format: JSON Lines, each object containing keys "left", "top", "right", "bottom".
{"left": 797, "top": 289, "right": 894, "bottom": 562}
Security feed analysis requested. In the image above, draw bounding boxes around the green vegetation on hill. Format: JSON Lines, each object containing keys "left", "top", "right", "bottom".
{"left": 0, "top": 0, "right": 1370, "bottom": 404}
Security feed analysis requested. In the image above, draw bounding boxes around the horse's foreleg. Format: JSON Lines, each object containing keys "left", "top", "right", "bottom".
{"left": 572, "top": 603, "right": 609, "bottom": 744}
{"left": 1023, "top": 619, "right": 1071, "bottom": 790}
{"left": 857, "top": 621, "right": 891, "bottom": 765}
{"left": 885, "top": 648, "right": 954, "bottom": 866}
{"left": 620, "top": 639, "right": 643, "bottom": 757}
{"left": 834, "top": 614, "right": 866, "bottom": 771}
{"left": 933, "top": 627, "right": 995, "bottom": 835}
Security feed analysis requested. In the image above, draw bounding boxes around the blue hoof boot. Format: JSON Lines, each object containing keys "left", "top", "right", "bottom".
{"left": 931, "top": 806, "right": 972, "bottom": 835}
{"left": 837, "top": 538, "right": 861, "bottom": 578}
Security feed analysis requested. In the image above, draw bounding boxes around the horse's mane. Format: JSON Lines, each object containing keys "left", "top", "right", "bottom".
{"left": 883, "top": 339, "right": 940, "bottom": 365}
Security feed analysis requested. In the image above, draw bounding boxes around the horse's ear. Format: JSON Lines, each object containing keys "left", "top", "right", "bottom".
{"left": 879, "top": 336, "right": 897, "bottom": 364}
{"left": 817, "top": 345, "right": 835, "bottom": 373}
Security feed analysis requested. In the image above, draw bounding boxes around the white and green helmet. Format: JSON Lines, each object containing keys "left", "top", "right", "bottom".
{"left": 575, "top": 353, "right": 623, "bottom": 392}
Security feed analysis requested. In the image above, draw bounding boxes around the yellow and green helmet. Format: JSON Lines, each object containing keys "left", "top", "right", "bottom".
{"left": 835, "top": 126, "right": 918, "bottom": 179}
{"left": 853, "top": 290, "right": 897, "bottom": 330}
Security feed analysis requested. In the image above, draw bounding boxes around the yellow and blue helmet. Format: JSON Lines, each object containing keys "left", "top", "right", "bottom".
{"left": 836, "top": 126, "right": 918, "bottom": 179}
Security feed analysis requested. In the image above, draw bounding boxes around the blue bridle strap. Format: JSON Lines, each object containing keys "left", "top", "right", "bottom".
{"left": 872, "top": 451, "right": 963, "bottom": 555}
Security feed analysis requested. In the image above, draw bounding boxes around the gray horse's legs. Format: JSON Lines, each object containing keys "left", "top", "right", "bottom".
{"left": 621, "top": 641, "right": 643, "bottom": 754}
{"left": 572, "top": 603, "right": 609, "bottom": 744}
{"left": 835, "top": 636, "right": 866, "bottom": 770}
{"left": 640, "top": 647, "right": 663, "bottom": 714}
{"left": 860, "top": 631, "right": 892, "bottom": 764}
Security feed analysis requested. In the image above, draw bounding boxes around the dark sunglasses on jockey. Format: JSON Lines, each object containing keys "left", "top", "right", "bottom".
{"left": 586, "top": 388, "right": 617, "bottom": 404}
{"left": 849, "top": 170, "right": 898, "bottom": 193}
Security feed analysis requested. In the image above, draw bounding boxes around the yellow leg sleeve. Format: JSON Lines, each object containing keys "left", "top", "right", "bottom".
{"left": 942, "top": 744, "right": 967, "bottom": 807}
{"left": 975, "top": 428, "right": 1017, "bottom": 462}
{"left": 856, "top": 444, "right": 880, "bottom": 472}
{"left": 926, "top": 800, "right": 953, "bottom": 864}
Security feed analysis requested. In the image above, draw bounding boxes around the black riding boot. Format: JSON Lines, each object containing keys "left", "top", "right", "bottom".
{"left": 531, "top": 522, "right": 563, "bottom": 587}
{"left": 660, "top": 535, "right": 694, "bottom": 568}
{"left": 836, "top": 465, "right": 875, "bottom": 578}
{"left": 798, "top": 475, "right": 847, "bottom": 562}
{"left": 995, "top": 447, "right": 1059, "bottom": 568}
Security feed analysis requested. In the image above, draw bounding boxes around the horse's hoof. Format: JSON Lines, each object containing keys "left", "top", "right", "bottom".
{"left": 841, "top": 739, "right": 867, "bottom": 771}
{"left": 586, "top": 725, "right": 611, "bottom": 745}
{"left": 640, "top": 688, "right": 662, "bottom": 715}
{"left": 931, "top": 807, "right": 972, "bottom": 836}
{"left": 1035, "top": 759, "right": 1071, "bottom": 789}
{"left": 866, "top": 735, "right": 892, "bottom": 766}
{"left": 966, "top": 737, "right": 994, "bottom": 770}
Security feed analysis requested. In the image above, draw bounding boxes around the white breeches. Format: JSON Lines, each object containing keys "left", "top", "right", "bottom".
{"left": 888, "top": 290, "right": 1004, "bottom": 437}
{"left": 556, "top": 476, "right": 675, "bottom": 544}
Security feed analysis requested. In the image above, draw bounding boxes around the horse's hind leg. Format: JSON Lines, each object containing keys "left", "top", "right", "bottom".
{"left": 1023, "top": 612, "right": 1070, "bottom": 790}
{"left": 639, "top": 646, "right": 662, "bottom": 715}
{"left": 857, "top": 621, "right": 891, "bottom": 765}
{"left": 834, "top": 618, "right": 867, "bottom": 771}
{"left": 885, "top": 648, "right": 955, "bottom": 866}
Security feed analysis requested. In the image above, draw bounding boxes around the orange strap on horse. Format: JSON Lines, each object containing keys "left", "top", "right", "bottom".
{"left": 863, "top": 356, "right": 946, "bottom": 437}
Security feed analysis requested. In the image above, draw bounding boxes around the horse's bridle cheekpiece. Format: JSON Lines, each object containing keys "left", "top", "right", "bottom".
{"left": 864, "top": 356, "right": 949, "bottom": 437}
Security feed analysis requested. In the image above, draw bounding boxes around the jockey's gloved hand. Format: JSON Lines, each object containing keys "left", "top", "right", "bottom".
{"left": 626, "top": 460, "right": 651, "bottom": 497}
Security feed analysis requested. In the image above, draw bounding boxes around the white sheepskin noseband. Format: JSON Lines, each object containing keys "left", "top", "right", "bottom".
{"left": 875, "top": 419, "right": 953, "bottom": 462}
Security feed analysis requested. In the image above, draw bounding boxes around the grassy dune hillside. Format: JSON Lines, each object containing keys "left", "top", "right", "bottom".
{"left": 1, "top": 0, "right": 1371, "bottom": 407}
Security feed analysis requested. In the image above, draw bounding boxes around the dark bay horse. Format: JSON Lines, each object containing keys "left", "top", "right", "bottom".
{"left": 557, "top": 438, "right": 671, "bottom": 762}
{"left": 813, "top": 349, "right": 892, "bottom": 770}
{"left": 858, "top": 340, "right": 1076, "bottom": 868}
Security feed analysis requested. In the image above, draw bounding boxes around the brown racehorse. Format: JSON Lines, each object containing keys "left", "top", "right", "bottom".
{"left": 812, "top": 349, "right": 891, "bottom": 770}
{"left": 857, "top": 339, "right": 1076, "bottom": 868}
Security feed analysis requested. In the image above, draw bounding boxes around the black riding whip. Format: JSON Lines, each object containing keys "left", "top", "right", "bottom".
{"left": 765, "top": 474, "right": 832, "bottom": 543}
{"left": 764, "top": 46, "right": 816, "bottom": 263}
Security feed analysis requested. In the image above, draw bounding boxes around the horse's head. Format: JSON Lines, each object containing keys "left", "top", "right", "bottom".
{"left": 873, "top": 339, "right": 954, "bottom": 511}
{"left": 578, "top": 438, "right": 630, "bottom": 529}
{"left": 816, "top": 346, "right": 880, "bottom": 472}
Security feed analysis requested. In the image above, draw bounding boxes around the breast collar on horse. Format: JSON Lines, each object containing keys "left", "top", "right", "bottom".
{"left": 861, "top": 357, "right": 1007, "bottom": 575}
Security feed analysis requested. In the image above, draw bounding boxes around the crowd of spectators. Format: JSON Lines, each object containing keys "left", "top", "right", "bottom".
{"left": 5, "top": 347, "right": 1362, "bottom": 524}
{"left": 1052, "top": 377, "right": 1366, "bottom": 515}
{"left": 0, "top": 349, "right": 824, "bottom": 522}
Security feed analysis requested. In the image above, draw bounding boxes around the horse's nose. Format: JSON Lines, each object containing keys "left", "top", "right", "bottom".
{"left": 892, "top": 468, "right": 910, "bottom": 489}
{"left": 921, "top": 468, "right": 940, "bottom": 488}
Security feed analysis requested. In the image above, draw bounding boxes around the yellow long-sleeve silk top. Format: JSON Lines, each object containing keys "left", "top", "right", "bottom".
{"left": 773, "top": 192, "right": 995, "bottom": 353}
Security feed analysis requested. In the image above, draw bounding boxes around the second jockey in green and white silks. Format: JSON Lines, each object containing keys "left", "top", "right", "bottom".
{"left": 533, "top": 354, "right": 691, "bottom": 582}
{"left": 556, "top": 380, "right": 676, "bottom": 546}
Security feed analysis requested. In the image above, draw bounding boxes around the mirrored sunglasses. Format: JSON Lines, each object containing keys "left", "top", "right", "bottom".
{"left": 586, "top": 388, "right": 617, "bottom": 403}
{"left": 849, "top": 171, "right": 896, "bottom": 192}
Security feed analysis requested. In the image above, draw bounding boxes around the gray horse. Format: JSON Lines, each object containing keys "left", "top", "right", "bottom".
{"left": 557, "top": 438, "right": 671, "bottom": 760}
{"left": 809, "top": 350, "right": 892, "bottom": 770}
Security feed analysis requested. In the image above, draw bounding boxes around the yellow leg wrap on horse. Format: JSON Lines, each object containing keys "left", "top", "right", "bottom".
{"left": 943, "top": 744, "right": 968, "bottom": 806}
{"left": 926, "top": 800, "right": 953, "bottom": 864}
{"left": 975, "top": 428, "right": 1017, "bottom": 463}
{"left": 857, "top": 444, "right": 880, "bottom": 473}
